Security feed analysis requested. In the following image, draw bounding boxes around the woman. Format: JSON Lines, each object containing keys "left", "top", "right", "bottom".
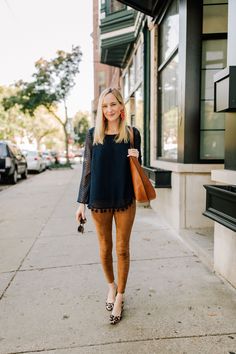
{"left": 76, "top": 87, "right": 141, "bottom": 325}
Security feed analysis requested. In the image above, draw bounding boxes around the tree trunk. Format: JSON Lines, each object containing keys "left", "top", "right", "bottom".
{"left": 63, "top": 99, "right": 70, "bottom": 165}
{"left": 63, "top": 123, "right": 70, "bottom": 165}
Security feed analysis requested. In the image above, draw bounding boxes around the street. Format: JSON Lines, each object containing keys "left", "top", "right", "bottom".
{"left": 0, "top": 165, "right": 236, "bottom": 354}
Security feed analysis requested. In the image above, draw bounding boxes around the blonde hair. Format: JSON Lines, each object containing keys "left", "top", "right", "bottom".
{"left": 93, "top": 87, "right": 129, "bottom": 145}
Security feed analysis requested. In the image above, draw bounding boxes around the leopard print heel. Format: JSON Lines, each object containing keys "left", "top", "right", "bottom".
{"left": 109, "top": 301, "right": 124, "bottom": 325}
{"left": 105, "top": 284, "right": 117, "bottom": 311}
{"left": 106, "top": 302, "right": 114, "bottom": 311}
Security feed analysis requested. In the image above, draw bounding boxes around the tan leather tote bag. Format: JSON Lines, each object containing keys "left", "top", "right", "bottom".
{"left": 129, "top": 127, "right": 156, "bottom": 203}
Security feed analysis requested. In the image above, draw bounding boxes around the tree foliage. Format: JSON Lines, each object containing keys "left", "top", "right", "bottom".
{"left": 0, "top": 86, "right": 27, "bottom": 141}
{"left": 73, "top": 111, "right": 90, "bottom": 145}
{"left": 3, "top": 46, "right": 82, "bottom": 116}
{"left": 0, "top": 86, "right": 62, "bottom": 148}
{"left": 2, "top": 46, "right": 82, "bottom": 161}
{"left": 26, "top": 107, "right": 61, "bottom": 149}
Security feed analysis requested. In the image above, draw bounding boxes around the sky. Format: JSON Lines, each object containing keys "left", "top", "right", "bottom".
{"left": 0, "top": 0, "right": 94, "bottom": 117}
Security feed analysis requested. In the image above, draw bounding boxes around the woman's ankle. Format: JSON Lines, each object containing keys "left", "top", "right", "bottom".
{"left": 108, "top": 282, "right": 116, "bottom": 290}
{"left": 115, "top": 292, "right": 124, "bottom": 302}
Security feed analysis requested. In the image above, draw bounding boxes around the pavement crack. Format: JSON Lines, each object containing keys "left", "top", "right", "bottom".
{"left": 4, "top": 332, "right": 236, "bottom": 353}
{"left": 18, "top": 262, "right": 101, "bottom": 272}
{"left": 3, "top": 255, "right": 195, "bottom": 274}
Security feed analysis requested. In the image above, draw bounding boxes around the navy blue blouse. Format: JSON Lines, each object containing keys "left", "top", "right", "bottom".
{"left": 77, "top": 127, "right": 141, "bottom": 211}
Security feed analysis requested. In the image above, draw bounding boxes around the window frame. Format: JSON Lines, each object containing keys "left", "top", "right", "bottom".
{"left": 157, "top": 0, "right": 179, "bottom": 161}
{"left": 199, "top": 27, "right": 227, "bottom": 162}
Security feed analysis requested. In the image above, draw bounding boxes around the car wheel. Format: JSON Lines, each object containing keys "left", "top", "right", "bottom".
{"left": 21, "top": 168, "right": 28, "bottom": 179}
{"left": 10, "top": 169, "right": 18, "bottom": 184}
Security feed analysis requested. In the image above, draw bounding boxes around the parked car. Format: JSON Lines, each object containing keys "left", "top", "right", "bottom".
{"left": 0, "top": 141, "right": 28, "bottom": 184}
{"left": 58, "top": 154, "right": 67, "bottom": 165}
{"left": 42, "top": 151, "right": 55, "bottom": 169}
{"left": 23, "top": 150, "right": 46, "bottom": 173}
{"left": 58, "top": 152, "right": 75, "bottom": 164}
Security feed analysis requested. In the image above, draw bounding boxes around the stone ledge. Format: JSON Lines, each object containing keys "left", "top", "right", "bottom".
{"left": 212, "top": 169, "right": 236, "bottom": 184}
{"left": 151, "top": 160, "right": 224, "bottom": 174}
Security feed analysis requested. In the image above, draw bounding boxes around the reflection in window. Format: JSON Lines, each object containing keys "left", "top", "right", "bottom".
{"left": 200, "top": 39, "right": 227, "bottom": 159}
{"left": 125, "top": 96, "right": 135, "bottom": 126}
{"left": 125, "top": 100, "right": 131, "bottom": 126}
{"left": 200, "top": 101, "right": 225, "bottom": 130}
{"left": 159, "top": 55, "right": 178, "bottom": 160}
{"left": 129, "top": 60, "right": 135, "bottom": 93}
{"left": 202, "top": 40, "right": 227, "bottom": 69}
{"left": 201, "top": 69, "right": 221, "bottom": 100}
{"left": 0, "top": 144, "right": 7, "bottom": 157}
{"left": 200, "top": 131, "right": 224, "bottom": 159}
{"left": 135, "top": 85, "right": 144, "bottom": 157}
{"left": 124, "top": 72, "right": 129, "bottom": 100}
{"left": 135, "top": 43, "right": 143, "bottom": 84}
{"left": 159, "top": 0, "right": 179, "bottom": 64}
{"left": 203, "top": 4, "right": 228, "bottom": 34}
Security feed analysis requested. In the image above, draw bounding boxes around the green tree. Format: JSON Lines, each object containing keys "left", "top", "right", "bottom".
{"left": 2, "top": 46, "right": 82, "bottom": 163}
{"left": 0, "top": 86, "right": 62, "bottom": 150}
{"left": 0, "top": 86, "right": 25, "bottom": 141}
{"left": 73, "top": 111, "right": 90, "bottom": 145}
{"left": 27, "top": 107, "right": 61, "bottom": 150}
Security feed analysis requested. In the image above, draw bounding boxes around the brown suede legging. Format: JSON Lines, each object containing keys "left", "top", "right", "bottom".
{"left": 91, "top": 201, "right": 136, "bottom": 294}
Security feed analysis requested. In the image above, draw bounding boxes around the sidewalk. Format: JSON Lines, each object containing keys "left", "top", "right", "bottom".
{"left": 0, "top": 166, "right": 236, "bottom": 354}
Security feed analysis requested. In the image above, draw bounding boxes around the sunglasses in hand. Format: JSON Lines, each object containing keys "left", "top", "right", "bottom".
{"left": 77, "top": 218, "right": 87, "bottom": 234}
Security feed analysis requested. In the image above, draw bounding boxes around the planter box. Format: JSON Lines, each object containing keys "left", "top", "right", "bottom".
{"left": 203, "top": 185, "right": 236, "bottom": 232}
{"left": 143, "top": 166, "right": 171, "bottom": 188}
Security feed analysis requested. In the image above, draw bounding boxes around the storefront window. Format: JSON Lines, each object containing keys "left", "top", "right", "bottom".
{"left": 200, "top": 101, "right": 225, "bottom": 130}
{"left": 125, "top": 100, "right": 131, "bottom": 126}
{"left": 135, "top": 43, "right": 143, "bottom": 85}
{"left": 129, "top": 60, "right": 135, "bottom": 93}
{"left": 200, "top": 131, "right": 224, "bottom": 159}
{"left": 159, "top": 0, "right": 179, "bottom": 64}
{"left": 122, "top": 44, "right": 144, "bottom": 150}
{"left": 200, "top": 38, "right": 227, "bottom": 159}
{"left": 124, "top": 71, "right": 129, "bottom": 100}
{"left": 158, "top": 0, "right": 179, "bottom": 160}
{"left": 135, "top": 85, "right": 144, "bottom": 155}
{"left": 159, "top": 55, "right": 178, "bottom": 160}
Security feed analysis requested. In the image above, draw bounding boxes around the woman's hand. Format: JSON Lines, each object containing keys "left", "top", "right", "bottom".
{"left": 127, "top": 148, "right": 139, "bottom": 158}
{"left": 76, "top": 203, "right": 86, "bottom": 223}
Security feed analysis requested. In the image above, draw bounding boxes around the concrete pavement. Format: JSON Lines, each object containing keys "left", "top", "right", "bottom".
{"left": 0, "top": 165, "right": 236, "bottom": 354}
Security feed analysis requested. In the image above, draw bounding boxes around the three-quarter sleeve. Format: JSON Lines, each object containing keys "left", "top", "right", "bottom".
{"left": 77, "top": 129, "right": 93, "bottom": 204}
{"left": 133, "top": 127, "right": 142, "bottom": 165}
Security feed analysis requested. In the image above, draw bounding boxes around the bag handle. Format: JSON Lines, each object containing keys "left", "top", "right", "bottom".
{"left": 129, "top": 126, "right": 134, "bottom": 148}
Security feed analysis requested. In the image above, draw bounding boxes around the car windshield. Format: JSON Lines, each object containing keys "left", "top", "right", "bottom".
{"left": 0, "top": 143, "right": 8, "bottom": 158}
